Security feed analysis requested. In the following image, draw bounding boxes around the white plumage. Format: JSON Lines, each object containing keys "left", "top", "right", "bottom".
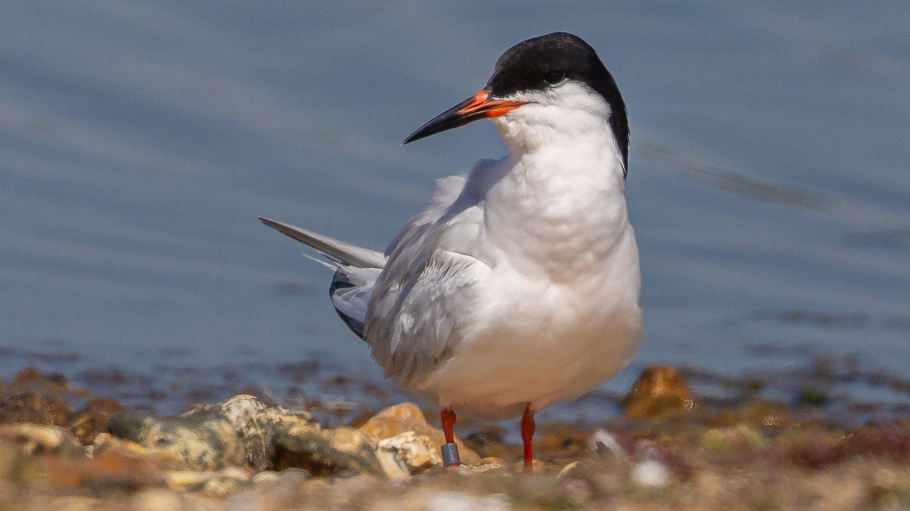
{"left": 262, "top": 80, "right": 642, "bottom": 418}
{"left": 261, "top": 31, "right": 643, "bottom": 469}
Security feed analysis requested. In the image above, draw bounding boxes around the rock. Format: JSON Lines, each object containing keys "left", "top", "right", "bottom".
{"left": 109, "top": 394, "right": 388, "bottom": 478}
{"left": 0, "top": 390, "right": 73, "bottom": 426}
{"left": 0, "top": 424, "right": 84, "bottom": 457}
{"left": 12, "top": 367, "right": 69, "bottom": 393}
{"left": 164, "top": 467, "right": 252, "bottom": 496}
{"left": 92, "top": 432, "right": 149, "bottom": 457}
{"left": 358, "top": 403, "right": 480, "bottom": 464}
{"left": 39, "top": 449, "right": 164, "bottom": 490}
{"left": 91, "top": 433, "right": 188, "bottom": 470}
{"left": 108, "top": 408, "right": 246, "bottom": 471}
{"left": 272, "top": 424, "right": 384, "bottom": 477}
{"left": 375, "top": 431, "right": 441, "bottom": 478}
{"left": 68, "top": 398, "right": 124, "bottom": 445}
{"left": 13, "top": 366, "right": 44, "bottom": 384}
{"left": 623, "top": 365, "right": 695, "bottom": 420}
{"left": 251, "top": 470, "right": 280, "bottom": 484}
{"left": 700, "top": 424, "right": 767, "bottom": 459}
{"left": 198, "top": 394, "right": 318, "bottom": 468}
{"left": 108, "top": 395, "right": 318, "bottom": 472}
{"left": 631, "top": 459, "right": 671, "bottom": 488}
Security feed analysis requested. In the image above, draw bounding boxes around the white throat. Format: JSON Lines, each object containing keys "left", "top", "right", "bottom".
{"left": 492, "top": 81, "right": 626, "bottom": 179}
{"left": 473, "top": 82, "right": 631, "bottom": 280}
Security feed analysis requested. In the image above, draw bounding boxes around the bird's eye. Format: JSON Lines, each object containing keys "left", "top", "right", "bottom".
{"left": 543, "top": 71, "right": 567, "bottom": 85}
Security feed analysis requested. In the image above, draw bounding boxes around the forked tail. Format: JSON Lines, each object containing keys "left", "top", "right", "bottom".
{"left": 258, "top": 217, "right": 385, "bottom": 268}
{"left": 259, "top": 217, "right": 385, "bottom": 340}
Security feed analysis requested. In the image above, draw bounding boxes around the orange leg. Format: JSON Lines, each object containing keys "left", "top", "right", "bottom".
{"left": 441, "top": 407, "right": 459, "bottom": 466}
{"left": 521, "top": 404, "right": 536, "bottom": 474}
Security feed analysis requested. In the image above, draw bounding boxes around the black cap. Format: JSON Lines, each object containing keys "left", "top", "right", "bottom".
{"left": 486, "top": 32, "right": 629, "bottom": 174}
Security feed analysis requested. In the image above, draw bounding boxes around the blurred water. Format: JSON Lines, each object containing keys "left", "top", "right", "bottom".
{"left": 1, "top": 2, "right": 908, "bottom": 404}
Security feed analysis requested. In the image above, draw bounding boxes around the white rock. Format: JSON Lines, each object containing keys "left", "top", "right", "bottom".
{"left": 631, "top": 460, "right": 671, "bottom": 488}
{"left": 375, "top": 431, "right": 441, "bottom": 478}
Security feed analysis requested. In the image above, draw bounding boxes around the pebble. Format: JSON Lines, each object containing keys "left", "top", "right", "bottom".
{"left": 67, "top": 397, "right": 124, "bottom": 445}
{"left": 631, "top": 459, "right": 671, "bottom": 488}
{"left": 375, "top": 431, "right": 441, "bottom": 478}
{"left": 39, "top": 447, "right": 164, "bottom": 489}
{"left": 624, "top": 365, "right": 696, "bottom": 419}
{"left": 251, "top": 470, "right": 280, "bottom": 484}
{"left": 0, "top": 424, "right": 83, "bottom": 457}
{"left": 108, "top": 394, "right": 318, "bottom": 472}
{"left": 108, "top": 408, "right": 246, "bottom": 471}
{"left": 211, "top": 394, "right": 318, "bottom": 468}
{"left": 272, "top": 424, "right": 384, "bottom": 477}
{"left": 359, "top": 403, "right": 480, "bottom": 464}
{"left": 0, "top": 390, "right": 73, "bottom": 427}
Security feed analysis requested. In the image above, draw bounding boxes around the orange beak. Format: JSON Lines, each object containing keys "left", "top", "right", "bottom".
{"left": 402, "top": 90, "right": 524, "bottom": 145}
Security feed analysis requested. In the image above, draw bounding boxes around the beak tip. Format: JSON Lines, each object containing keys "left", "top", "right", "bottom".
{"left": 401, "top": 90, "right": 519, "bottom": 147}
{"left": 401, "top": 131, "right": 425, "bottom": 146}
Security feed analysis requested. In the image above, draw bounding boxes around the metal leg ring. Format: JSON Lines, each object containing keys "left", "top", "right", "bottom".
{"left": 441, "top": 442, "right": 461, "bottom": 467}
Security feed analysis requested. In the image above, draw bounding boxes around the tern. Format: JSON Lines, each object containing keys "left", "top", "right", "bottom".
{"left": 260, "top": 32, "right": 642, "bottom": 472}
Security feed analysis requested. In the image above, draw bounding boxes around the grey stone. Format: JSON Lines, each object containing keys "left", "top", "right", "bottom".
{"left": 272, "top": 424, "right": 384, "bottom": 477}
{"left": 190, "top": 394, "right": 317, "bottom": 470}
{"left": 108, "top": 394, "right": 383, "bottom": 477}
{"left": 108, "top": 408, "right": 245, "bottom": 471}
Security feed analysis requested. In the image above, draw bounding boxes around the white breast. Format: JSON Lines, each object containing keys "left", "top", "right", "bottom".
{"left": 419, "top": 84, "right": 643, "bottom": 419}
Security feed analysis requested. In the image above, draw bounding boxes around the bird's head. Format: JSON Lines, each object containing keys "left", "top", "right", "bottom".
{"left": 403, "top": 32, "right": 628, "bottom": 175}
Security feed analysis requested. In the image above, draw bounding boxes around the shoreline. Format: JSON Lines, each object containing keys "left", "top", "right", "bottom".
{"left": 2, "top": 362, "right": 910, "bottom": 510}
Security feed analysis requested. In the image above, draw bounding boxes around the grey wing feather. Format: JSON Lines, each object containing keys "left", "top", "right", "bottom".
{"left": 329, "top": 266, "right": 382, "bottom": 339}
{"left": 261, "top": 164, "right": 495, "bottom": 387}
{"left": 363, "top": 174, "right": 490, "bottom": 389}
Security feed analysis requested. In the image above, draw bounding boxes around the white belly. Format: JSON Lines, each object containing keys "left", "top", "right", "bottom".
{"left": 423, "top": 228, "right": 643, "bottom": 419}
